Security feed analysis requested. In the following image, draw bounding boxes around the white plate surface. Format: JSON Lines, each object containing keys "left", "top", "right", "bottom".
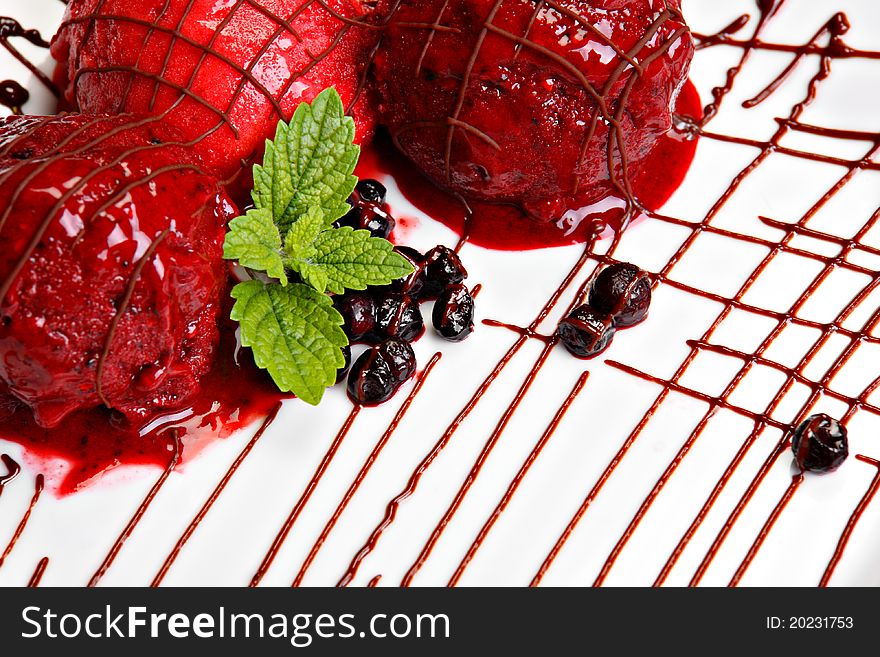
{"left": 1, "top": 0, "right": 879, "bottom": 587}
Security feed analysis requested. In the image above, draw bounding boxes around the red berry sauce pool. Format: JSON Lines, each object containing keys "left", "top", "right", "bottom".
{"left": 0, "top": 317, "right": 287, "bottom": 495}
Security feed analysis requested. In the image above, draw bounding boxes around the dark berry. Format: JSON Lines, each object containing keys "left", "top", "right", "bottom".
{"left": 347, "top": 349, "right": 397, "bottom": 406}
{"left": 336, "top": 345, "right": 352, "bottom": 384}
{"left": 391, "top": 246, "right": 427, "bottom": 297}
{"left": 356, "top": 179, "right": 387, "bottom": 204}
{"left": 791, "top": 414, "right": 849, "bottom": 473}
{"left": 556, "top": 305, "right": 615, "bottom": 358}
{"left": 334, "top": 293, "right": 376, "bottom": 342}
{"left": 335, "top": 203, "right": 360, "bottom": 230}
{"left": 370, "top": 292, "right": 424, "bottom": 343}
{"left": 377, "top": 338, "right": 417, "bottom": 383}
{"left": 357, "top": 202, "right": 395, "bottom": 239}
{"left": 589, "top": 263, "right": 652, "bottom": 328}
{"left": 422, "top": 245, "right": 468, "bottom": 298}
{"left": 433, "top": 284, "right": 475, "bottom": 342}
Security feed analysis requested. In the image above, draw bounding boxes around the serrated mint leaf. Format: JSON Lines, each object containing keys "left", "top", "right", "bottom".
{"left": 223, "top": 207, "right": 287, "bottom": 285}
{"left": 252, "top": 88, "right": 358, "bottom": 231}
{"left": 230, "top": 280, "right": 347, "bottom": 405}
{"left": 290, "top": 226, "right": 415, "bottom": 295}
{"left": 284, "top": 205, "right": 325, "bottom": 258}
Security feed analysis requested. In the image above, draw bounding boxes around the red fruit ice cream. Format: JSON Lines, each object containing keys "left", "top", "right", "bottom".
{"left": 0, "top": 114, "right": 236, "bottom": 429}
{"left": 51, "top": 0, "right": 386, "bottom": 191}
{"left": 373, "top": 0, "right": 693, "bottom": 222}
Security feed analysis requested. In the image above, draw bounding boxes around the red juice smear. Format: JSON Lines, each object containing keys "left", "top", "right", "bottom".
{"left": 357, "top": 80, "right": 702, "bottom": 251}
{"left": 0, "top": 319, "right": 287, "bottom": 496}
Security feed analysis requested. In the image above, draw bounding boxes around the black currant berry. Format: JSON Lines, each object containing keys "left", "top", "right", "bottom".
{"left": 377, "top": 338, "right": 417, "bottom": 383}
{"left": 356, "top": 179, "right": 387, "bottom": 204}
{"left": 334, "top": 293, "right": 376, "bottom": 342}
{"left": 556, "top": 305, "right": 615, "bottom": 358}
{"left": 336, "top": 345, "right": 352, "bottom": 384}
{"left": 391, "top": 246, "right": 426, "bottom": 297}
{"left": 347, "top": 349, "right": 397, "bottom": 406}
{"left": 791, "top": 414, "right": 849, "bottom": 473}
{"left": 432, "top": 284, "right": 475, "bottom": 342}
{"left": 589, "top": 263, "right": 652, "bottom": 328}
{"left": 422, "top": 246, "right": 468, "bottom": 298}
{"left": 370, "top": 292, "right": 424, "bottom": 343}
{"left": 357, "top": 202, "right": 395, "bottom": 239}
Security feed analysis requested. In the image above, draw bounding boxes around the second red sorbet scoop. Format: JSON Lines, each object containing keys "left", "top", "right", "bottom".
{"left": 373, "top": 0, "right": 694, "bottom": 224}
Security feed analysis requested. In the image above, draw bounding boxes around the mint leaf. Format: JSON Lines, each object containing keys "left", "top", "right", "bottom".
{"left": 304, "top": 227, "right": 415, "bottom": 295}
{"left": 223, "top": 207, "right": 287, "bottom": 285}
{"left": 230, "top": 280, "right": 347, "bottom": 405}
{"left": 283, "top": 205, "right": 326, "bottom": 256}
{"left": 252, "top": 88, "right": 358, "bottom": 231}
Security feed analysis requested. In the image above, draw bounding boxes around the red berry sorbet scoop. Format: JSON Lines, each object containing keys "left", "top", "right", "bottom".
{"left": 51, "top": 0, "right": 387, "bottom": 191}
{"left": 0, "top": 114, "right": 236, "bottom": 429}
{"left": 373, "top": 0, "right": 693, "bottom": 222}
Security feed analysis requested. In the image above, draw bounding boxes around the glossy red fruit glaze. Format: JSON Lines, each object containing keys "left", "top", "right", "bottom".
{"left": 358, "top": 81, "right": 701, "bottom": 250}
{"left": 373, "top": 0, "right": 694, "bottom": 225}
{"left": 0, "top": 318, "right": 287, "bottom": 495}
{"left": 51, "top": 0, "right": 387, "bottom": 195}
{"left": 0, "top": 113, "right": 234, "bottom": 430}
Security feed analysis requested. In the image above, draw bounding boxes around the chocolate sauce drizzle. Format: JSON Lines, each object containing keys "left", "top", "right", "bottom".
{"left": 290, "top": 353, "right": 442, "bottom": 587}
{"left": 88, "top": 432, "right": 182, "bottom": 587}
{"left": 0, "top": 474, "right": 44, "bottom": 570}
{"left": 150, "top": 405, "right": 281, "bottom": 587}
{"left": 27, "top": 556, "right": 49, "bottom": 587}
{"left": 470, "top": 0, "right": 880, "bottom": 587}
{"left": 0, "top": 0, "right": 877, "bottom": 587}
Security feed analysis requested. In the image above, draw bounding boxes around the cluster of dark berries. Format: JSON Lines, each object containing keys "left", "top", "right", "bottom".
{"left": 334, "top": 188, "right": 476, "bottom": 405}
{"left": 790, "top": 413, "right": 849, "bottom": 473}
{"left": 556, "top": 262, "right": 652, "bottom": 359}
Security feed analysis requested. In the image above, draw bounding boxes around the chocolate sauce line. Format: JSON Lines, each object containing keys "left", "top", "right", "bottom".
{"left": 695, "top": 0, "right": 783, "bottom": 125}
{"left": 448, "top": 370, "right": 589, "bottom": 587}
{"left": 819, "top": 455, "right": 880, "bottom": 587}
{"left": 0, "top": 474, "right": 44, "bottom": 570}
{"left": 676, "top": 145, "right": 880, "bottom": 584}
{"left": 0, "top": 454, "right": 20, "bottom": 497}
{"left": 337, "top": 241, "right": 598, "bottom": 587}
{"left": 694, "top": 33, "right": 880, "bottom": 60}
{"left": 27, "top": 556, "right": 49, "bottom": 587}
{"left": 249, "top": 405, "right": 360, "bottom": 587}
{"left": 96, "top": 228, "right": 171, "bottom": 407}
{"left": 728, "top": 474, "right": 803, "bottom": 586}
{"left": 151, "top": 404, "right": 281, "bottom": 587}
{"left": 291, "top": 353, "right": 442, "bottom": 587}
{"left": 685, "top": 287, "right": 880, "bottom": 587}
{"left": 399, "top": 266, "right": 603, "bottom": 585}
{"left": 87, "top": 432, "right": 181, "bottom": 587}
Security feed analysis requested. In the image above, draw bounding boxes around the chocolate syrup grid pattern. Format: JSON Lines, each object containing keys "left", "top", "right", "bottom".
{"left": 514, "top": 3, "right": 880, "bottom": 586}
{"left": 2, "top": 1, "right": 879, "bottom": 586}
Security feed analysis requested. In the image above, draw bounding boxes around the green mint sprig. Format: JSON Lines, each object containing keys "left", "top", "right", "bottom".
{"left": 223, "top": 88, "right": 414, "bottom": 405}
